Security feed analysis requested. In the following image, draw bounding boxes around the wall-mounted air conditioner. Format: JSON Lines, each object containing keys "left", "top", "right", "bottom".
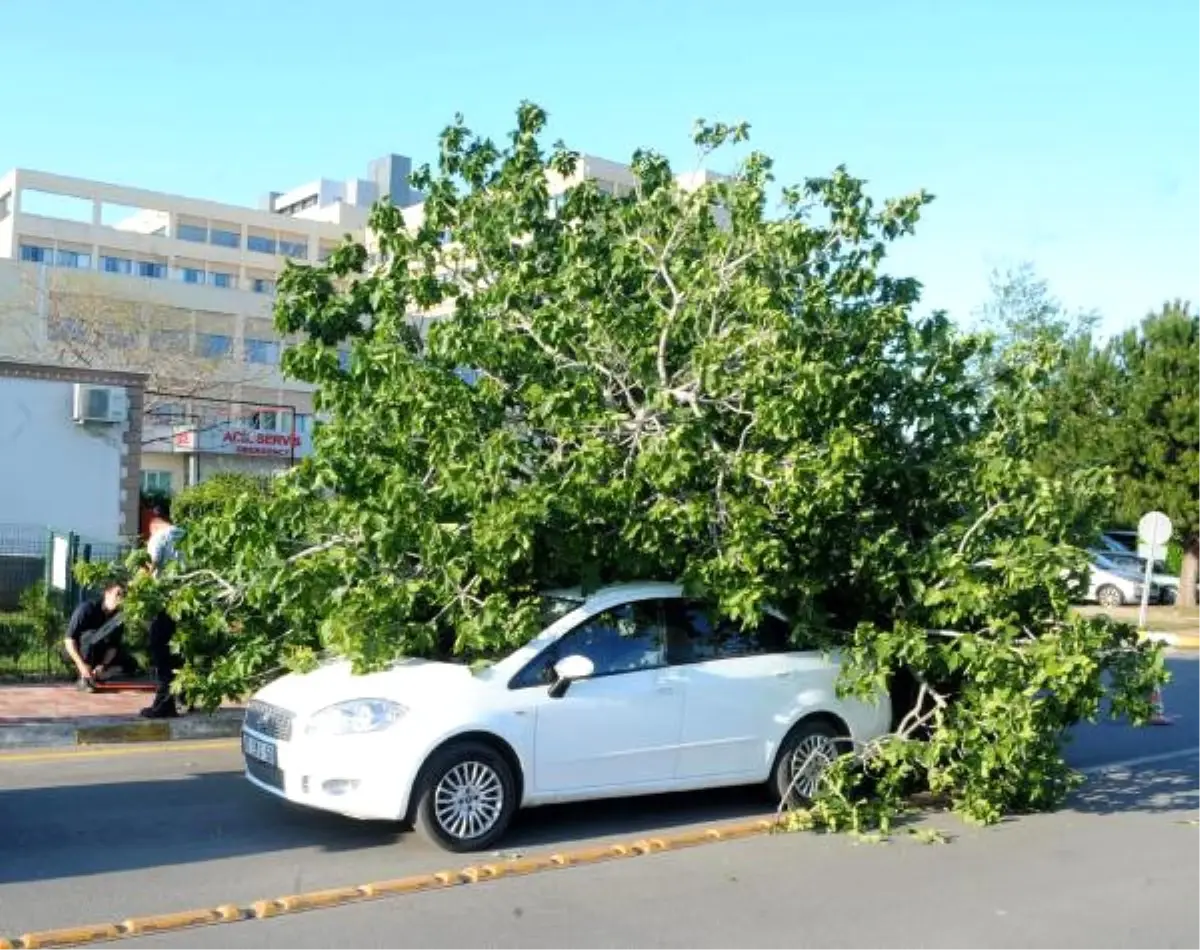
{"left": 72, "top": 384, "right": 128, "bottom": 425}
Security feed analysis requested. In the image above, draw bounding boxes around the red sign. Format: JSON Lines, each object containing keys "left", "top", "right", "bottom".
{"left": 221, "top": 429, "right": 302, "bottom": 457}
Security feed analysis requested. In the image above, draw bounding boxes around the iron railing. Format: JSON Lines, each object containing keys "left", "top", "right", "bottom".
{"left": 0, "top": 523, "right": 132, "bottom": 680}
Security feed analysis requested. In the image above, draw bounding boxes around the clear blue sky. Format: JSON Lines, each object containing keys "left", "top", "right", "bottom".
{"left": 3, "top": 0, "right": 1196, "bottom": 337}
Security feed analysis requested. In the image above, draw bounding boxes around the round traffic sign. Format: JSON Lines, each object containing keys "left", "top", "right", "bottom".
{"left": 1137, "top": 511, "right": 1173, "bottom": 546}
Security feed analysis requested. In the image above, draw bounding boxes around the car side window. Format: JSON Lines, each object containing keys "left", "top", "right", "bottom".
{"left": 662, "top": 599, "right": 793, "bottom": 664}
{"left": 508, "top": 600, "right": 665, "bottom": 689}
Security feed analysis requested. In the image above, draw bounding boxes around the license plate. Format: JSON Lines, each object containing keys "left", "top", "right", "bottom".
{"left": 242, "top": 733, "right": 277, "bottom": 766}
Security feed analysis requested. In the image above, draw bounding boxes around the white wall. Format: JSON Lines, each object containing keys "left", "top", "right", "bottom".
{"left": 0, "top": 377, "right": 126, "bottom": 541}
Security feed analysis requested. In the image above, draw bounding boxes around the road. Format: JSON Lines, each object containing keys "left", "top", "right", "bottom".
{"left": 0, "top": 654, "right": 1195, "bottom": 947}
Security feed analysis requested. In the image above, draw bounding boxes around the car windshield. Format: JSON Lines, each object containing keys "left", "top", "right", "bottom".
{"left": 469, "top": 593, "right": 583, "bottom": 677}
{"left": 1104, "top": 553, "right": 1171, "bottom": 575}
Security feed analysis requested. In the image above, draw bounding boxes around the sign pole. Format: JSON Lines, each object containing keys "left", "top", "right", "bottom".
{"left": 1137, "top": 520, "right": 1158, "bottom": 630}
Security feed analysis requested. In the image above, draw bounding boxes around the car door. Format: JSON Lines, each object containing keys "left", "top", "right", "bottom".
{"left": 515, "top": 598, "right": 686, "bottom": 794}
{"left": 664, "top": 599, "right": 827, "bottom": 781}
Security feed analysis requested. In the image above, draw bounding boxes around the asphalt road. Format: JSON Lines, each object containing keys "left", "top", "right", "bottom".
{"left": 0, "top": 654, "right": 1196, "bottom": 946}
{"left": 118, "top": 758, "right": 1200, "bottom": 949}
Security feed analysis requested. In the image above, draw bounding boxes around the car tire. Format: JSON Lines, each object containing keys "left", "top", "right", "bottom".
{"left": 412, "top": 741, "right": 518, "bottom": 852}
{"left": 770, "top": 718, "right": 850, "bottom": 808}
{"left": 1161, "top": 587, "right": 1178, "bottom": 606}
{"left": 1097, "top": 585, "right": 1124, "bottom": 608}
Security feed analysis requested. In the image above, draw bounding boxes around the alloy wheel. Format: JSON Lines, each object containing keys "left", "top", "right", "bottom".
{"left": 433, "top": 760, "right": 505, "bottom": 841}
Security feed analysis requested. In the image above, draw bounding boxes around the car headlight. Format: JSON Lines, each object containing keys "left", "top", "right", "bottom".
{"left": 304, "top": 699, "right": 407, "bottom": 737}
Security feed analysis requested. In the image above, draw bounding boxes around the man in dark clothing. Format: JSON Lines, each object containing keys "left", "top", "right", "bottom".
{"left": 142, "top": 502, "right": 183, "bottom": 719}
{"left": 64, "top": 583, "right": 136, "bottom": 691}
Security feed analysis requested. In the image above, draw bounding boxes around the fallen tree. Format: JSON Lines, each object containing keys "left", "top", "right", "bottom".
{"left": 90, "top": 104, "right": 1166, "bottom": 831}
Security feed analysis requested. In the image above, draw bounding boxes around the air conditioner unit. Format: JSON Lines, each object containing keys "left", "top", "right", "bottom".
{"left": 72, "top": 384, "right": 128, "bottom": 425}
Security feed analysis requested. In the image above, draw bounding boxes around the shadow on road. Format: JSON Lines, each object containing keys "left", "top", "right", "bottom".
{"left": 1070, "top": 757, "right": 1200, "bottom": 817}
{"left": 0, "top": 769, "right": 770, "bottom": 886}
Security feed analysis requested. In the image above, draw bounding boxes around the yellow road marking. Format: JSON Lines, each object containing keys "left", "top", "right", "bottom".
{"left": 0, "top": 738, "right": 238, "bottom": 765}
{"left": 3, "top": 816, "right": 784, "bottom": 948}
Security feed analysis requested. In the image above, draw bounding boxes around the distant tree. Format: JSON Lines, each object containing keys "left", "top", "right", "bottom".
{"left": 1044, "top": 301, "right": 1200, "bottom": 606}
{"left": 977, "top": 263, "right": 1099, "bottom": 348}
{"left": 1104, "top": 302, "right": 1199, "bottom": 605}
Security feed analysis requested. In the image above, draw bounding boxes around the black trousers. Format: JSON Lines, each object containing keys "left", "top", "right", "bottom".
{"left": 148, "top": 611, "right": 178, "bottom": 710}
{"left": 73, "top": 641, "right": 139, "bottom": 678}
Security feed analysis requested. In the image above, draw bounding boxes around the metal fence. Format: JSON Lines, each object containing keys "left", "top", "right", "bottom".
{"left": 0, "top": 523, "right": 132, "bottom": 680}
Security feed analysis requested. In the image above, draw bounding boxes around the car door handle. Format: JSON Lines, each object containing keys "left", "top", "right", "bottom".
{"left": 773, "top": 670, "right": 794, "bottom": 679}
{"left": 656, "top": 684, "right": 676, "bottom": 694}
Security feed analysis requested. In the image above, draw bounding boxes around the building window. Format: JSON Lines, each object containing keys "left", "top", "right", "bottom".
{"left": 19, "top": 244, "right": 53, "bottom": 264}
{"left": 101, "top": 255, "right": 132, "bottom": 274}
{"left": 209, "top": 228, "right": 241, "bottom": 249}
{"left": 244, "top": 338, "right": 281, "bottom": 365}
{"left": 150, "top": 329, "right": 190, "bottom": 353}
{"left": 247, "top": 234, "right": 276, "bottom": 254}
{"left": 56, "top": 249, "right": 91, "bottom": 269}
{"left": 278, "top": 239, "right": 308, "bottom": 259}
{"left": 147, "top": 402, "right": 185, "bottom": 424}
{"left": 177, "top": 223, "right": 207, "bottom": 243}
{"left": 196, "top": 332, "right": 232, "bottom": 359}
{"left": 47, "top": 317, "right": 86, "bottom": 342}
{"left": 248, "top": 409, "right": 293, "bottom": 432}
{"left": 182, "top": 267, "right": 205, "bottom": 285}
{"left": 141, "top": 471, "right": 174, "bottom": 495}
{"left": 252, "top": 277, "right": 275, "bottom": 295}
{"left": 208, "top": 271, "right": 236, "bottom": 289}
{"left": 276, "top": 195, "right": 319, "bottom": 216}
{"left": 136, "top": 260, "right": 166, "bottom": 279}
{"left": 294, "top": 414, "right": 311, "bottom": 436}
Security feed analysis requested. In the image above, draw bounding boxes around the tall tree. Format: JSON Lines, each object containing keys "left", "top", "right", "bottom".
{"left": 977, "top": 263, "right": 1098, "bottom": 348}
{"left": 1106, "top": 302, "right": 1200, "bottom": 605}
{"left": 97, "top": 105, "right": 1163, "bottom": 831}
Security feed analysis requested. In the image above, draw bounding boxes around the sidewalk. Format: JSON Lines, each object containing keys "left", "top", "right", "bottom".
{"left": 0, "top": 684, "right": 243, "bottom": 749}
{"left": 1075, "top": 604, "right": 1200, "bottom": 650}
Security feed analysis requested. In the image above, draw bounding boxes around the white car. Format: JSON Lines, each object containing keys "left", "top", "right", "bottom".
{"left": 1089, "top": 549, "right": 1182, "bottom": 605}
{"left": 1086, "top": 562, "right": 1158, "bottom": 608}
{"left": 241, "top": 581, "right": 892, "bottom": 851}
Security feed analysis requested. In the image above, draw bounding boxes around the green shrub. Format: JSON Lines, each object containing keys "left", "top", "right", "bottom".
{"left": 19, "top": 583, "right": 67, "bottom": 649}
{"left": 173, "top": 473, "right": 273, "bottom": 525}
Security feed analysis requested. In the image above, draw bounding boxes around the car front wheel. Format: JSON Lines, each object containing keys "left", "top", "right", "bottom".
{"left": 413, "top": 741, "right": 517, "bottom": 852}
{"left": 1096, "top": 584, "right": 1124, "bottom": 608}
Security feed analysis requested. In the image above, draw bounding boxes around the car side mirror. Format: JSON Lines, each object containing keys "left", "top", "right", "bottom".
{"left": 548, "top": 654, "right": 595, "bottom": 699}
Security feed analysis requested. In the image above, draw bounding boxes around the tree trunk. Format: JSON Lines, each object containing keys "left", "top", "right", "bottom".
{"left": 1179, "top": 538, "right": 1199, "bottom": 608}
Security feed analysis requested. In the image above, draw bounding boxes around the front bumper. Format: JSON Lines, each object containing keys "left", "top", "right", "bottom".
{"left": 241, "top": 724, "right": 423, "bottom": 821}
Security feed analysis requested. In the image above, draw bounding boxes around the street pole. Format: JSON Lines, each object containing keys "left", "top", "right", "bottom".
{"left": 1136, "top": 511, "right": 1174, "bottom": 631}
{"left": 1138, "top": 525, "right": 1157, "bottom": 630}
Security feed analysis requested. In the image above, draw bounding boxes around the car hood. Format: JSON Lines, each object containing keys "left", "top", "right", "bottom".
{"left": 253, "top": 657, "right": 479, "bottom": 717}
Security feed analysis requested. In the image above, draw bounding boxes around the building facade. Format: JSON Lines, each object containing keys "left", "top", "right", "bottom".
{"left": 0, "top": 359, "right": 145, "bottom": 543}
{"left": 0, "top": 151, "right": 725, "bottom": 511}
{"left": 0, "top": 157, "right": 421, "bottom": 497}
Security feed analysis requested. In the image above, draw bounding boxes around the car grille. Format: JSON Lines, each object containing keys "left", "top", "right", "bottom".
{"left": 244, "top": 700, "right": 295, "bottom": 741}
{"left": 246, "top": 756, "right": 284, "bottom": 791}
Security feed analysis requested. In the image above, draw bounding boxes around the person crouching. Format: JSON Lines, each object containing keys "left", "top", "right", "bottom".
{"left": 64, "top": 583, "right": 137, "bottom": 691}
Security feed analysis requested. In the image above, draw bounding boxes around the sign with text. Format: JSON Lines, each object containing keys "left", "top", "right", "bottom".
{"left": 171, "top": 422, "right": 311, "bottom": 459}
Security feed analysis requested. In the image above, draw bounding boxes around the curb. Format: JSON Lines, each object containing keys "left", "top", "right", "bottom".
{"left": 0, "top": 710, "right": 243, "bottom": 750}
{"left": 1139, "top": 630, "right": 1200, "bottom": 651}
{"left": 1, "top": 815, "right": 784, "bottom": 948}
